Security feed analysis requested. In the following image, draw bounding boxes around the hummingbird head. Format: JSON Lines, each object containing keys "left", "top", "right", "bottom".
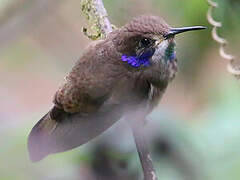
{"left": 112, "top": 15, "right": 206, "bottom": 68}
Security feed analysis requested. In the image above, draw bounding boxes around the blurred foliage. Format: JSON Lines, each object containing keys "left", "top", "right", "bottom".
{"left": 1, "top": 0, "right": 240, "bottom": 180}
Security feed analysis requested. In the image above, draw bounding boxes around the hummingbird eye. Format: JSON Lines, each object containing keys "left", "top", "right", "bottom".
{"left": 139, "top": 38, "right": 152, "bottom": 48}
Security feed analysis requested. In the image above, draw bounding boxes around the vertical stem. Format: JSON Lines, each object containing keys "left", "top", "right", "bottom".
{"left": 93, "top": 0, "right": 112, "bottom": 36}
{"left": 131, "top": 123, "right": 158, "bottom": 180}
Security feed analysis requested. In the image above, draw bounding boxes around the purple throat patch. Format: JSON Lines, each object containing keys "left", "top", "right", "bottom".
{"left": 121, "top": 49, "right": 155, "bottom": 68}
{"left": 121, "top": 55, "right": 150, "bottom": 68}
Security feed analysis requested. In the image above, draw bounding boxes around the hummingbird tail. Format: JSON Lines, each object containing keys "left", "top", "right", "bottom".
{"left": 28, "top": 105, "right": 123, "bottom": 162}
{"left": 27, "top": 111, "right": 58, "bottom": 162}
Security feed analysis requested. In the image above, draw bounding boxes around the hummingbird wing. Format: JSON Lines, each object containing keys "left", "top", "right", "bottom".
{"left": 28, "top": 77, "right": 149, "bottom": 162}
{"left": 28, "top": 40, "right": 135, "bottom": 162}
{"left": 28, "top": 101, "right": 126, "bottom": 162}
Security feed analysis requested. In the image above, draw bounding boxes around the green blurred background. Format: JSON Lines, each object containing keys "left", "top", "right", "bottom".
{"left": 1, "top": 0, "right": 240, "bottom": 179}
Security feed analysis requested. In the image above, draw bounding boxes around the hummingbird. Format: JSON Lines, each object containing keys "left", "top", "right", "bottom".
{"left": 28, "top": 15, "right": 206, "bottom": 162}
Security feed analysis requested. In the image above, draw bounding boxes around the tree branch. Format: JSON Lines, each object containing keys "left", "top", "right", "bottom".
{"left": 131, "top": 122, "right": 158, "bottom": 180}
{"left": 81, "top": 1, "right": 158, "bottom": 179}
{"left": 81, "top": 0, "right": 112, "bottom": 39}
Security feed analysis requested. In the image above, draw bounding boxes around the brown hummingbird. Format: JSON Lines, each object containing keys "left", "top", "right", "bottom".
{"left": 28, "top": 15, "right": 206, "bottom": 162}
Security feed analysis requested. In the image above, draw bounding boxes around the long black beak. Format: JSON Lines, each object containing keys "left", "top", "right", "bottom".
{"left": 164, "top": 26, "right": 207, "bottom": 38}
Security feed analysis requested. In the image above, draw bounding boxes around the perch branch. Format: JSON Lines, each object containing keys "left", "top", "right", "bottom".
{"left": 131, "top": 121, "right": 158, "bottom": 180}
{"left": 81, "top": 0, "right": 112, "bottom": 39}
{"left": 206, "top": 0, "right": 240, "bottom": 78}
{"left": 81, "top": 0, "right": 158, "bottom": 179}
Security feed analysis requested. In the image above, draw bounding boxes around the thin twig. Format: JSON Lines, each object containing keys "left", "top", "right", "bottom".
{"left": 92, "top": 0, "right": 113, "bottom": 35}
{"left": 131, "top": 122, "right": 158, "bottom": 180}
{"left": 80, "top": 1, "right": 158, "bottom": 179}
{"left": 206, "top": 0, "right": 240, "bottom": 78}
{"left": 81, "top": 0, "right": 112, "bottom": 39}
